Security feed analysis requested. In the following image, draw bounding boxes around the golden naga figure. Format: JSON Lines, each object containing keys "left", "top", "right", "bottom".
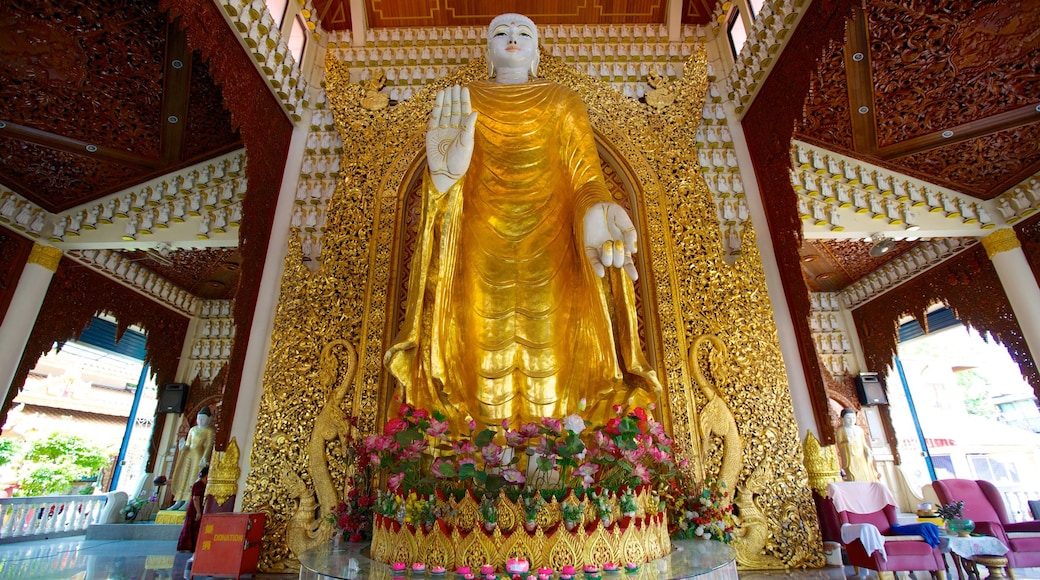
{"left": 385, "top": 13, "right": 662, "bottom": 431}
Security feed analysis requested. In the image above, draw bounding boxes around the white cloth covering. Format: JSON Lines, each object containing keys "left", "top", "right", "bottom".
{"left": 827, "top": 482, "right": 897, "bottom": 514}
{"left": 841, "top": 523, "right": 887, "bottom": 560}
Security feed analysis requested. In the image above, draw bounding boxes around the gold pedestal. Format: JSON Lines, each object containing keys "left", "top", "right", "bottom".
{"left": 155, "top": 509, "right": 186, "bottom": 525}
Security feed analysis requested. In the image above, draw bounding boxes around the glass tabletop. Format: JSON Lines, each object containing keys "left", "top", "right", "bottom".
{"left": 298, "top": 539, "right": 737, "bottom": 580}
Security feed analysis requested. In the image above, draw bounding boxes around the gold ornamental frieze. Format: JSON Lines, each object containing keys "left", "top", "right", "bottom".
{"left": 240, "top": 47, "right": 822, "bottom": 571}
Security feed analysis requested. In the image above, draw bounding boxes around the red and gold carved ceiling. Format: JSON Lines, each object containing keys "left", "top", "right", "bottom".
{"left": 311, "top": 0, "right": 719, "bottom": 30}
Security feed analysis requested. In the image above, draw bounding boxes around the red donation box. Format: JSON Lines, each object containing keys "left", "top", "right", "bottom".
{"left": 191, "top": 512, "right": 266, "bottom": 579}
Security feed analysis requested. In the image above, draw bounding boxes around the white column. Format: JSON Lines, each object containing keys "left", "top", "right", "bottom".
{"left": 349, "top": 0, "right": 367, "bottom": 47}
{"left": 0, "top": 244, "right": 62, "bottom": 404}
{"left": 665, "top": 0, "right": 683, "bottom": 42}
{"left": 729, "top": 119, "right": 817, "bottom": 440}
{"left": 229, "top": 110, "right": 313, "bottom": 509}
{"left": 981, "top": 228, "right": 1040, "bottom": 360}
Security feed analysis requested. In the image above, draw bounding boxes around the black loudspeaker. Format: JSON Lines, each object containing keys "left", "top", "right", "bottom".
{"left": 158, "top": 383, "right": 189, "bottom": 413}
{"left": 855, "top": 373, "right": 888, "bottom": 406}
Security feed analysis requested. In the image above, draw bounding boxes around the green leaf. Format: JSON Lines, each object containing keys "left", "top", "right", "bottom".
{"left": 558, "top": 433, "right": 585, "bottom": 458}
{"left": 458, "top": 463, "right": 476, "bottom": 480}
{"left": 436, "top": 462, "right": 457, "bottom": 478}
{"left": 473, "top": 429, "right": 496, "bottom": 448}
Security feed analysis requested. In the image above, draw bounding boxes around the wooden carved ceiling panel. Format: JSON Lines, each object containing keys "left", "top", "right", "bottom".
{"left": 315, "top": 0, "right": 718, "bottom": 31}
{"left": 681, "top": 0, "right": 717, "bottom": 25}
{"left": 182, "top": 57, "right": 240, "bottom": 161}
{"left": 364, "top": 0, "right": 667, "bottom": 28}
{"left": 0, "top": 141, "right": 142, "bottom": 211}
{"left": 0, "top": 0, "right": 165, "bottom": 155}
{"left": 796, "top": 40, "right": 854, "bottom": 150}
{"left": 800, "top": 239, "right": 916, "bottom": 293}
{"left": 869, "top": 0, "right": 1040, "bottom": 147}
{"left": 793, "top": 0, "right": 1040, "bottom": 201}
{"left": 121, "top": 248, "right": 242, "bottom": 300}
{"left": 0, "top": 0, "right": 240, "bottom": 214}
{"left": 896, "top": 123, "right": 1040, "bottom": 197}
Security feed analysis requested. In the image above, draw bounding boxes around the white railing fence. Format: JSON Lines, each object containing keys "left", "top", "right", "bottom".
{"left": 1001, "top": 488, "right": 1040, "bottom": 523}
{"left": 0, "top": 494, "right": 110, "bottom": 541}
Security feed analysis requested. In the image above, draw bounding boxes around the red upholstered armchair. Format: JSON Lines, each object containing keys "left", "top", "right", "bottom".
{"left": 828, "top": 482, "right": 947, "bottom": 580}
{"left": 933, "top": 478, "right": 1040, "bottom": 569}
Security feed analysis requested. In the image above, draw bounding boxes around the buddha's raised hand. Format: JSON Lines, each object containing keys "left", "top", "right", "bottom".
{"left": 426, "top": 85, "right": 478, "bottom": 193}
{"left": 583, "top": 201, "right": 639, "bottom": 281}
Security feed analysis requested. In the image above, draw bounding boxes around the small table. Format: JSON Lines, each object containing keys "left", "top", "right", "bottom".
{"left": 940, "top": 535, "right": 1009, "bottom": 580}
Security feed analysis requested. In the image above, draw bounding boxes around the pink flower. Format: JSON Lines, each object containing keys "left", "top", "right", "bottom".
{"left": 540, "top": 417, "right": 562, "bottom": 435}
{"left": 534, "top": 437, "right": 556, "bottom": 457}
{"left": 502, "top": 418, "right": 510, "bottom": 429}
{"left": 458, "top": 457, "right": 477, "bottom": 468}
{"left": 481, "top": 443, "right": 504, "bottom": 467}
{"left": 605, "top": 417, "right": 622, "bottom": 435}
{"left": 612, "top": 404, "right": 624, "bottom": 415}
{"left": 384, "top": 417, "right": 409, "bottom": 435}
{"left": 505, "top": 429, "right": 525, "bottom": 447}
{"left": 519, "top": 423, "right": 541, "bottom": 439}
{"left": 365, "top": 434, "right": 393, "bottom": 451}
{"left": 468, "top": 418, "right": 477, "bottom": 431}
{"left": 453, "top": 440, "right": 476, "bottom": 455}
{"left": 648, "top": 447, "right": 671, "bottom": 463}
{"left": 398, "top": 403, "right": 413, "bottom": 417}
{"left": 426, "top": 418, "right": 449, "bottom": 438}
{"left": 575, "top": 462, "right": 599, "bottom": 486}
{"left": 388, "top": 472, "right": 405, "bottom": 492}
{"left": 632, "top": 464, "right": 651, "bottom": 484}
{"left": 502, "top": 468, "right": 526, "bottom": 484}
{"left": 413, "top": 408, "right": 430, "bottom": 420}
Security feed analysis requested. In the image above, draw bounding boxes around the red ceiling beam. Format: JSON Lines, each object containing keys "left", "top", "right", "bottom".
{"left": 0, "top": 121, "right": 158, "bottom": 170}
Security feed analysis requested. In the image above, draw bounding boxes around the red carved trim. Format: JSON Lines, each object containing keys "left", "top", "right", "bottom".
{"left": 0, "top": 228, "right": 33, "bottom": 323}
{"left": 852, "top": 244, "right": 1040, "bottom": 408}
{"left": 3, "top": 259, "right": 189, "bottom": 470}
{"left": 159, "top": 0, "right": 294, "bottom": 450}
{"left": 741, "top": 0, "right": 858, "bottom": 445}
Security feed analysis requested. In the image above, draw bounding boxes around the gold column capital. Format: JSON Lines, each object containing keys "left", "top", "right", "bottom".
{"left": 981, "top": 228, "right": 1021, "bottom": 260}
{"left": 27, "top": 244, "right": 62, "bottom": 272}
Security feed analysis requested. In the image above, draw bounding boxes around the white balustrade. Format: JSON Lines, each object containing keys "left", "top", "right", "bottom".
{"left": 0, "top": 495, "right": 109, "bottom": 541}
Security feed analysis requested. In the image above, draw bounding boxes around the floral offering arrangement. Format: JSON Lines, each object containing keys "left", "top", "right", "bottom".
{"left": 346, "top": 401, "right": 734, "bottom": 568}
{"left": 363, "top": 402, "right": 677, "bottom": 503}
{"left": 668, "top": 474, "right": 736, "bottom": 543}
{"left": 326, "top": 414, "right": 377, "bottom": 541}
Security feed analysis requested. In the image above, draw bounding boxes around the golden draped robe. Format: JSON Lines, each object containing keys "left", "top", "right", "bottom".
{"left": 385, "top": 79, "right": 660, "bottom": 430}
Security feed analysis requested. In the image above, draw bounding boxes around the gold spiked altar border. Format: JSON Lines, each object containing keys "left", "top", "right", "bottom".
{"left": 239, "top": 46, "right": 824, "bottom": 571}
{"left": 370, "top": 489, "right": 669, "bottom": 569}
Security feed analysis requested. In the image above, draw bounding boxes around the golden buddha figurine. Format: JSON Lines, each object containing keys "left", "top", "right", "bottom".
{"left": 385, "top": 13, "right": 661, "bottom": 431}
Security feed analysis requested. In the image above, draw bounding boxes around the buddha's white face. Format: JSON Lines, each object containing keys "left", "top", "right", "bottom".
{"left": 841, "top": 413, "right": 854, "bottom": 427}
{"left": 197, "top": 413, "right": 210, "bottom": 427}
{"left": 487, "top": 16, "right": 537, "bottom": 73}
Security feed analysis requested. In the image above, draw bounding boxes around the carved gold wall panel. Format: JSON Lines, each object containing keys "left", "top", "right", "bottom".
{"left": 240, "top": 49, "right": 822, "bottom": 571}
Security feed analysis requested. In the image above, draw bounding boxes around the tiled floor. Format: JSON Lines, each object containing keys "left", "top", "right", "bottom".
{"left": 0, "top": 536, "right": 1035, "bottom": 580}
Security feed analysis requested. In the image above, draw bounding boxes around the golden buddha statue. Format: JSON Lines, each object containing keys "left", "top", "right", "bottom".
{"left": 385, "top": 13, "right": 661, "bottom": 431}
